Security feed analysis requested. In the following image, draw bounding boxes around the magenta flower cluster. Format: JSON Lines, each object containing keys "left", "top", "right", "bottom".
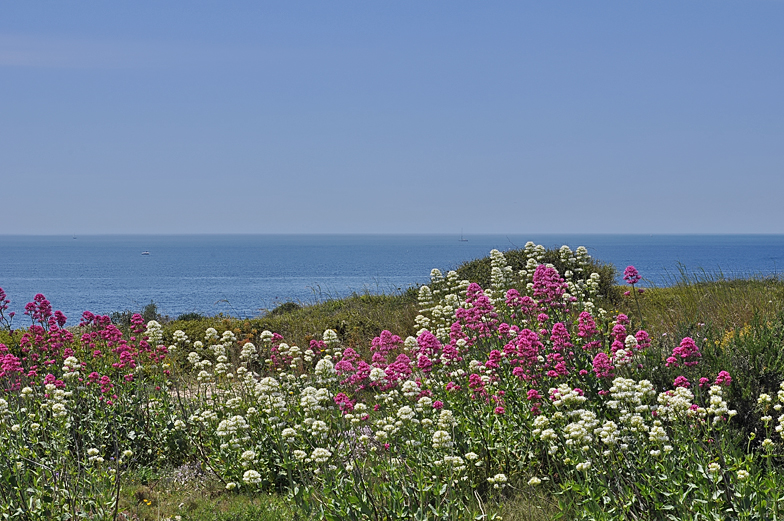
{"left": 666, "top": 337, "right": 702, "bottom": 368}
{"left": 0, "top": 291, "right": 172, "bottom": 403}
{"left": 531, "top": 266, "right": 569, "bottom": 311}
{"left": 623, "top": 266, "right": 642, "bottom": 285}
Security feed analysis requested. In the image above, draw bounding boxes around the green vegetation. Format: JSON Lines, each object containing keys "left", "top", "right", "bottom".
{"left": 3, "top": 245, "right": 784, "bottom": 520}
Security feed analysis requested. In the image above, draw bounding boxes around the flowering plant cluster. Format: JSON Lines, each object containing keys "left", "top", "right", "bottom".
{"left": 1, "top": 244, "right": 784, "bottom": 519}
{"left": 0, "top": 292, "right": 184, "bottom": 518}
{"left": 158, "top": 246, "right": 784, "bottom": 519}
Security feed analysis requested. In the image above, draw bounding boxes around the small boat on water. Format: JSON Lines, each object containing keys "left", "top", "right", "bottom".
{"left": 141, "top": 251, "right": 150, "bottom": 255}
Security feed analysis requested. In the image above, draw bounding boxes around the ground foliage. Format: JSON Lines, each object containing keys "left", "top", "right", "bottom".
{"left": 1, "top": 245, "right": 784, "bottom": 520}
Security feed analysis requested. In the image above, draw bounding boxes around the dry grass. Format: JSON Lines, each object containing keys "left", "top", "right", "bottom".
{"left": 619, "top": 271, "right": 784, "bottom": 338}
{"left": 119, "top": 464, "right": 293, "bottom": 521}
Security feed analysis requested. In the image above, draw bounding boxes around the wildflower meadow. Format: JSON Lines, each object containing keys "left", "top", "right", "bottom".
{"left": 2, "top": 243, "right": 784, "bottom": 520}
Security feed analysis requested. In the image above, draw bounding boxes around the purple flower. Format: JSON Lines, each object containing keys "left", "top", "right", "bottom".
{"left": 715, "top": 371, "right": 732, "bottom": 386}
{"left": 623, "top": 266, "right": 641, "bottom": 285}
{"left": 592, "top": 352, "right": 614, "bottom": 378}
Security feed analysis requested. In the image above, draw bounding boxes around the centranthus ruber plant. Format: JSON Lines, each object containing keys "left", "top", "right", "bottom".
{"left": 159, "top": 246, "right": 784, "bottom": 519}
{"left": 0, "top": 290, "right": 183, "bottom": 520}
{"left": 2, "top": 243, "right": 784, "bottom": 520}
{"left": 623, "top": 265, "right": 646, "bottom": 327}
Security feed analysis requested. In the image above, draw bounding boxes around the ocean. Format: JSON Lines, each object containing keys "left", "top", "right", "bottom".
{"left": 1, "top": 234, "right": 783, "bottom": 324}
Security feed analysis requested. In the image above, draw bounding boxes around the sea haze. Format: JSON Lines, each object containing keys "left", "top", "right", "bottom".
{"left": 1, "top": 234, "right": 782, "bottom": 324}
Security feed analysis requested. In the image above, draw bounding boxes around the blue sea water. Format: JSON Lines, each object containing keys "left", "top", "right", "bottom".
{"left": 1, "top": 234, "right": 783, "bottom": 324}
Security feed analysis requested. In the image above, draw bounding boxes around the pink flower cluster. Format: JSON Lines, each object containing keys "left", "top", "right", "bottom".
{"left": 335, "top": 330, "right": 416, "bottom": 391}
{"left": 455, "top": 284, "right": 498, "bottom": 338}
{"left": 0, "top": 287, "right": 15, "bottom": 329}
{"left": 531, "top": 266, "right": 568, "bottom": 311}
{"left": 504, "top": 289, "right": 537, "bottom": 318}
{"left": 0, "top": 292, "right": 175, "bottom": 405}
{"left": 666, "top": 337, "right": 701, "bottom": 368}
{"left": 623, "top": 265, "right": 641, "bottom": 285}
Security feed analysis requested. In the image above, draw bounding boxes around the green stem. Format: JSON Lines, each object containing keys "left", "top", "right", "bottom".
{"left": 631, "top": 283, "right": 646, "bottom": 330}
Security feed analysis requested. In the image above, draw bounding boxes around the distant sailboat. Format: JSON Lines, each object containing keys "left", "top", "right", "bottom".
{"left": 459, "top": 230, "right": 468, "bottom": 242}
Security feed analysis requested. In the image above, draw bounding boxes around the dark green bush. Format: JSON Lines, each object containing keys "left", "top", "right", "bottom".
{"left": 267, "top": 302, "right": 301, "bottom": 317}
{"left": 177, "top": 312, "right": 207, "bottom": 322}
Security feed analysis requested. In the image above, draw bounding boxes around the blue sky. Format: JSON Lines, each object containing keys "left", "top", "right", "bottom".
{"left": 1, "top": 1, "right": 782, "bottom": 234}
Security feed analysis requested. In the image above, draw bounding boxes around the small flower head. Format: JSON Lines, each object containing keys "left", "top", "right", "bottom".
{"left": 623, "top": 266, "right": 641, "bottom": 285}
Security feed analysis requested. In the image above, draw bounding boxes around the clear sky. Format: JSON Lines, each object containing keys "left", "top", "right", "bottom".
{"left": 1, "top": 1, "right": 782, "bottom": 235}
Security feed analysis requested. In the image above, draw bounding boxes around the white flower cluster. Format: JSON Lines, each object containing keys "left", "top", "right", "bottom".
{"left": 397, "top": 405, "right": 416, "bottom": 422}
{"left": 240, "top": 450, "right": 256, "bottom": 467}
{"left": 253, "top": 377, "right": 287, "bottom": 414}
{"left": 487, "top": 473, "right": 507, "bottom": 489}
{"left": 612, "top": 348, "right": 633, "bottom": 368}
{"left": 550, "top": 384, "right": 587, "bottom": 408}
{"left": 86, "top": 447, "right": 104, "bottom": 464}
{"left": 575, "top": 460, "right": 592, "bottom": 472}
{"left": 563, "top": 410, "right": 599, "bottom": 447}
{"left": 240, "top": 342, "right": 257, "bottom": 361}
{"left": 146, "top": 320, "right": 163, "bottom": 346}
{"left": 243, "top": 469, "right": 262, "bottom": 484}
{"left": 490, "top": 250, "right": 515, "bottom": 307}
{"left": 299, "top": 386, "right": 331, "bottom": 413}
{"left": 374, "top": 415, "right": 400, "bottom": 440}
{"left": 706, "top": 385, "right": 736, "bottom": 424}
{"left": 415, "top": 270, "right": 469, "bottom": 341}
{"left": 169, "top": 329, "right": 189, "bottom": 352}
{"left": 311, "top": 447, "right": 332, "bottom": 464}
{"left": 369, "top": 367, "right": 386, "bottom": 382}
{"left": 307, "top": 419, "right": 329, "bottom": 439}
{"left": 205, "top": 328, "right": 219, "bottom": 342}
{"left": 648, "top": 420, "right": 669, "bottom": 444}
{"left": 190, "top": 409, "right": 219, "bottom": 424}
{"left": 437, "top": 455, "right": 466, "bottom": 472}
{"left": 772, "top": 382, "right": 784, "bottom": 438}
{"left": 595, "top": 420, "right": 620, "bottom": 445}
{"left": 431, "top": 430, "right": 452, "bottom": 449}
{"left": 656, "top": 387, "right": 695, "bottom": 421}
{"left": 323, "top": 329, "right": 339, "bottom": 345}
{"left": 415, "top": 396, "right": 433, "bottom": 414}
{"left": 62, "top": 356, "right": 81, "bottom": 379}
{"left": 401, "top": 380, "right": 420, "bottom": 399}
{"left": 281, "top": 427, "right": 297, "bottom": 443}
{"left": 314, "top": 357, "right": 335, "bottom": 378}
{"left": 607, "top": 378, "right": 655, "bottom": 434}
{"left": 532, "top": 415, "right": 557, "bottom": 443}
{"left": 215, "top": 415, "right": 250, "bottom": 450}
{"left": 437, "top": 409, "right": 457, "bottom": 430}
{"left": 608, "top": 378, "right": 656, "bottom": 409}
{"left": 225, "top": 397, "right": 242, "bottom": 410}
{"left": 45, "top": 383, "right": 70, "bottom": 419}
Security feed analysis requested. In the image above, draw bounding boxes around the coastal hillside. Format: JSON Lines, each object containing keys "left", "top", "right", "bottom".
{"left": 2, "top": 245, "right": 784, "bottom": 520}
